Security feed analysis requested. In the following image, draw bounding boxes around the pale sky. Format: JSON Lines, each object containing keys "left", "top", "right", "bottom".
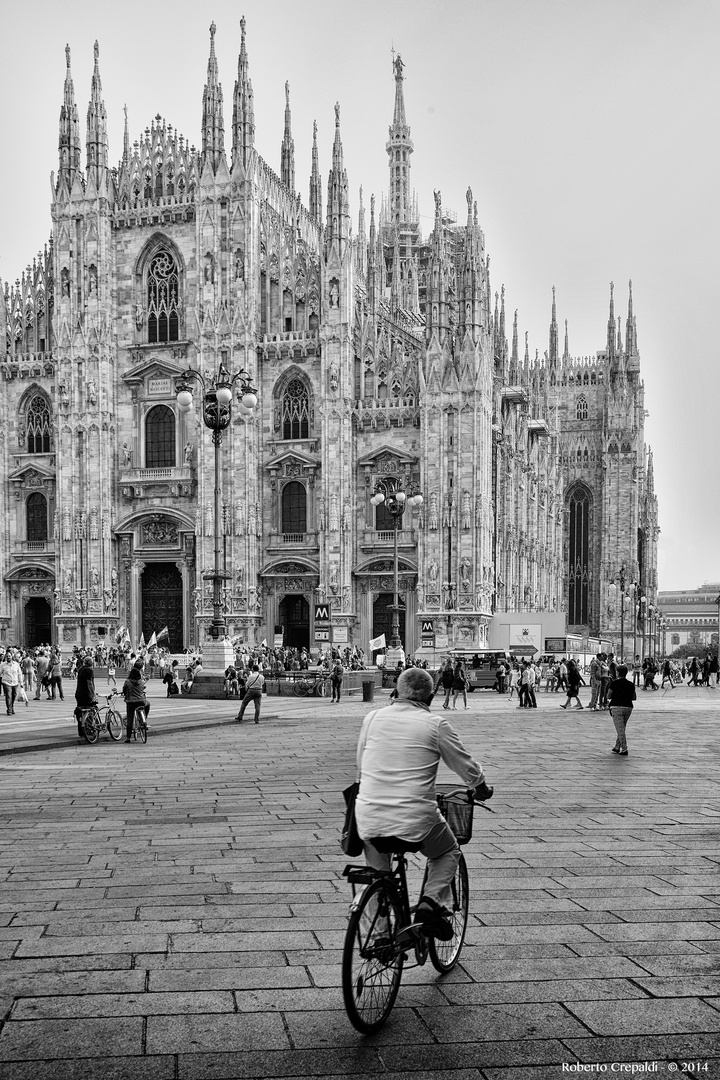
{"left": 1, "top": 0, "right": 717, "bottom": 591}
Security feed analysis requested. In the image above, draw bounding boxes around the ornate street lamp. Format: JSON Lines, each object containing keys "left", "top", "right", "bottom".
{"left": 370, "top": 478, "right": 423, "bottom": 657}
{"left": 175, "top": 361, "right": 257, "bottom": 650}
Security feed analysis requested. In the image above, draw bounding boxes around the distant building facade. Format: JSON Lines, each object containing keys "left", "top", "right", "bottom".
{"left": 0, "top": 25, "right": 658, "bottom": 654}
{"left": 658, "top": 584, "right": 720, "bottom": 654}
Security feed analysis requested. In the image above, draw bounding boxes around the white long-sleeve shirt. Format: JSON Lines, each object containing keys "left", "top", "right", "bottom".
{"left": 355, "top": 699, "right": 484, "bottom": 843}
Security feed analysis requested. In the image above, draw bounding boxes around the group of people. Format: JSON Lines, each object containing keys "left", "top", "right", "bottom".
{"left": 72, "top": 652, "right": 151, "bottom": 743}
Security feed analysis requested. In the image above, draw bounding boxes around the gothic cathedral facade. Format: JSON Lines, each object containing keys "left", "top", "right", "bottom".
{"left": 0, "top": 24, "right": 658, "bottom": 655}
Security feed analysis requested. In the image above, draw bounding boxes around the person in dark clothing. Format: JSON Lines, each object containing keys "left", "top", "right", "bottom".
{"left": 435, "top": 662, "right": 454, "bottom": 710}
{"left": 560, "top": 658, "right": 584, "bottom": 709}
{"left": 121, "top": 665, "right": 151, "bottom": 742}
{"left": 607, "top": 663, "right": 636, "bottom": 755}
{"left": 74, "top": 656, "right": 97, "bottom": 738}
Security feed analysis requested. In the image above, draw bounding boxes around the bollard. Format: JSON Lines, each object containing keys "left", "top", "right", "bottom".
{"left": 362, "top": 679, "right": 375, "bottom": 703}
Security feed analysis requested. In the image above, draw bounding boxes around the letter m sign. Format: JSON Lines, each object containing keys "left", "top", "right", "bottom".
{"left": 315, "top": 604, "right": 331, "bottom": 624}
{"left": 421, "top": 620, "right": 434, "bottom": 634}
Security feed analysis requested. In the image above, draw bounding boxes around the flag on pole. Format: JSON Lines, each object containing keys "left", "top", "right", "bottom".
{"left": 157, "top": 626, "right": 169, "bottom": 642}
{"left": 261, "top": 638, "right": 267, "bottom": 647}
{"left": 115, "top": 625, "right": 127, "bottom": 644}
{"left": 369, "top": 634, "right": 386, "bottom": 651}
{"left": 147, "top": 631, "right": 157, "bottom": 648}
{"left": 138, "top": 633, "right": 146, "bottom": 650}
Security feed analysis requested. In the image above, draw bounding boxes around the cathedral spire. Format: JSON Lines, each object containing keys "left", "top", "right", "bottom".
{"left": 625, "top": 278, "right": 638, "bottom": 355}
{"left": 386, "top": 52, "right": 414, "bottom": 225}
{"left": 280, "top": 81, "right": 295, "bottom": 191}
{"left": 511, "top": 309, "right": 519, "bottom": 366}
{"left": 57, "top": 44, "right": 81, "bottom": 191}
{"left": 368, "top": 192, "right": 378, "bottom": 314}
{"left": 549, "top": 285, "right": 558, "bottom": 365}
{"left": 326, "top": 102, "right": 350, "bottom": 250}
{"left": 201, "top": 22, "right": 225, "bottom": 174}
{"left": 122, "top": 104, "right": 130, "bottom": 166}
{"left": 607, "top": 280, "right": 616, "bottom": 357}
{"left": 232, "top": 16, "right": 254, "bottom": 173}
{"left": 563, "top": 318, "right": 569, "bottom": 361}
{"left": 85, "top": 40, "right": 108, "bottom": 186}
{"left": 309, "top": 120, "right": 322, "bottom": 223}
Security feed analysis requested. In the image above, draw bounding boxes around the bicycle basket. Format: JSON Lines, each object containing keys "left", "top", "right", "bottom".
{"left": 436, "top": 789, "right": 474, "bottom": 845}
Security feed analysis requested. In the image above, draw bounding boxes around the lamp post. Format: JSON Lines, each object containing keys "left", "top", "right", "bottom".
{"left": 608, "top": 566, "right": 626, "bottom": 662}
{"left": 370, "top": 478, "right": 423, "bottom": 662}
{"left": 176, "top": 361, "right": 257, "bottom": 674}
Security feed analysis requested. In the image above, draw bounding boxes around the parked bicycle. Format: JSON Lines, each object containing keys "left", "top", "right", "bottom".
{"left": 78, "top": 690, "right": 124, "bottom": 745}
{"left": 293, "top": 673, "right": 329, "bottom": 697}
{"left": 342, "top": 786, "right": 489, "bottom": 1033}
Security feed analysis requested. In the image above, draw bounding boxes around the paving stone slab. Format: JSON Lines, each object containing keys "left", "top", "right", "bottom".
{"left": 565, "top": 996, "right": 720, "bottom": 1035}
{"left": 0, "top": 1054, "right": 177, "bottom": 1080}
{"left": 146, "top": 1011, "right": 290, "bottom": 1054}
{"left": 0, "top": 1016, "right": 143, "bottom": 1061}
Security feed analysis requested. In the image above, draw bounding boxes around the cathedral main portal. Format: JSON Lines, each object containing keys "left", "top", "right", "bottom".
{"left": 25, "top": 597, "right": 52, "bottom": 648}
{"left": 278, "top": 595, "right": 310, "bottom": 650}
{"left": 372, "top": 593, "right": 406, "bottom": 657}
{"left": 141, "top": 563, "right": 183, "bottom": 652}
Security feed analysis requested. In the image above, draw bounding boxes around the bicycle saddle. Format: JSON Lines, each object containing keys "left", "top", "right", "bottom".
{"left": 368, "top": 836, "right": 423, "bottom": 854}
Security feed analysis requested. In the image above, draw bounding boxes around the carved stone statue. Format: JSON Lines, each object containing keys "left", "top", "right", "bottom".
{"left": 428, "top": 559, "right": 439, "bottom": 587}
{"left": 184, "top": 442, "right": 193, "bottom": 465}
{"left": 88, "top": 379, "right": 97, "bottom": 406}
{"left": 329, "top": 361, "right": 339, "bottom": 393}
{"left": 460, "top": 557, "right": 471, "bottom": 591}
{"left": 121, "top": 443, "right": 132, "bottom": 467}
{"left": 90, "top": 566, "right": 100, "bottom": 597}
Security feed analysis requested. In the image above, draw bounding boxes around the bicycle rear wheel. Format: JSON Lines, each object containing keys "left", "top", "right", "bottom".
{"left": 135, "top": 709, "right": 148, "bottom": 744}
{"left": 342, "top": 880, "right": 404, "bottom": 1034}
{"left": 293, "top": 680, "right": 310, "bottom": 697}
{"left": 106, "top": 709, "right": 123, "bottom": 742}
{"left": 82, "top": 710, "right": 99, "bottom": 745}
{"left": 427, "top": 852, "right": 469, "bottom": 973}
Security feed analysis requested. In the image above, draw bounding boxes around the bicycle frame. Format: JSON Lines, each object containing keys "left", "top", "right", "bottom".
{"left": 345, "top": 856, "right": 429, "bottom": 966}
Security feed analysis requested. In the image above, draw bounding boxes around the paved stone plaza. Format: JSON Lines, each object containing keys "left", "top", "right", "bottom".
{"left": 1, "top": 685, "right": 719, "bottom": 1079}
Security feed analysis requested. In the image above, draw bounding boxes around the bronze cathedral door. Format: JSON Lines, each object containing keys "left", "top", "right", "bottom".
{"left": 141, "top": 563, "right": 183, "bottom": 651}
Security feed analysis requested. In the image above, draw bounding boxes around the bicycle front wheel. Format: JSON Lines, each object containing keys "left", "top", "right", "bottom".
{"left": 293, "top": 680, "right": 308, "bottom": 697}
{"left": 428, "top": 852, "right": 469, "bottom": 973}
{"left": 106, "top": 709, "right": 123, "bottom": 742}
{"left": 83, "top": 711, "right": 99, "bottom": 745}
{"left": 136, "top": 710, "right": 148, "bottom": 744}
{"left": 342, "top": 880, "right": 404, "bottom": 1034}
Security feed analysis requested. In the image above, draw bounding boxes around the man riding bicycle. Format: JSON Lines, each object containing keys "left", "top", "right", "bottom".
{"left": 355, "top": 667, "right": 492, "bottom": 941}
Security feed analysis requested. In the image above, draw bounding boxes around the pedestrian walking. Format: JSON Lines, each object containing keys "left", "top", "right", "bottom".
{"left": 35, "top": 651, "right": 50, "bottom": 699}
{"left": 48, "top": 653, "right": 65, "bottom": 701}
{"left": 435, "top": 661, "right": 454, "bottom": 710}
{"left": 519, "top": 660, "right": 538, "bottom": 708}
{"left": 74, "top": 656, "right": 98, "bottom": 739}
{"left": 0, "top": 651, "right": 23, "bottom": 715}
{"left": 451, "top": 662, "right": 469, "bottom": 709}
{"left": 331, "top": 660, "right": 344, "bottom": 703}
{"left": 560, "top": 658, "right": 584, "bottom": 709}
{"left": 608, "top": 663, "right": 636, "bottom": 755}
{"left": 236, "top": 664, "right": 265, "bottom": 723}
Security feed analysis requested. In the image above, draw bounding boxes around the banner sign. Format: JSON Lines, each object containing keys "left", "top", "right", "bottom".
{"left": 369, "top": 633, "right": 386, "bottom": 650}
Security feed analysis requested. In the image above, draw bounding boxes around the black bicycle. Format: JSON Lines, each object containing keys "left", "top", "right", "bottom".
{"left": 342, "top": 787, "right": 487, "bottom": 1033}
{"left": 79, "top": 690, "right": 124, "bottom": 745}
{"left": 128, "top": 703, "right": 149, "bottom": 744}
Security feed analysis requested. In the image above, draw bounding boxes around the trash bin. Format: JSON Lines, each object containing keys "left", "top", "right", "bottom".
{"left": 362, "top": 679, "right": 375, "bottom": 703}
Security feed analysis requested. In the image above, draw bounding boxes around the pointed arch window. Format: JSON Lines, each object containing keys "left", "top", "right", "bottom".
{"left": 145, "top": 405, "right": 176, "bottom": 468}
{"left": 26, "top": 395, "right": 51, "bottom": 453}
{"left": 282, "top": 379, "right": 309, "bottom": 440}
{"left": 147, "top": 251, "right": 180, "bottom": 344}
{"left": 576, "top": 395, "right": 588, "bottom": 420}
{"left": 26, "top": 492, "right": 48, "bottom": 542}
{"left": 568, "top": 487, "right": 591, "bottom": 625}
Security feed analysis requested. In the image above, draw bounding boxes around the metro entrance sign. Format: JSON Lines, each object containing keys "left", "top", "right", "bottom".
{"left": 421, "top": 618, "right": 434, "bottom": 647}
{"left": 314, "top": 604, "right": 331, "bottom": 625}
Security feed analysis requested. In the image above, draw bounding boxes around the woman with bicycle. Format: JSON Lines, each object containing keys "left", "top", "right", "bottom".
{"left": 355, "top": 668, "right": 493, "bottom": 941}
{"left": 73, "top": 656, "right": 98, "bottom": 739}
{"left": 121, "top": 662, "right": 151, "bottom": 743}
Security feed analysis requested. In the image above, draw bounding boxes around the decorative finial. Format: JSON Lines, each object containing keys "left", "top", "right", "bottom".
{"left": 210, "top": 21, "right": 216, "bottom": 38}
{"left": 285, "top": 80, "right": 290, "bottom": 106}
{"left": 334, "top": 101, "right": 340, "bottom": 126}
{"left": 65, "top": 44, "right": 71, "bottom": 69}
{"left": 313, "top": 119, "right": 317, "bottom": 139}
{"left": 93, "top": 40, "right": 99, "bottom": 65}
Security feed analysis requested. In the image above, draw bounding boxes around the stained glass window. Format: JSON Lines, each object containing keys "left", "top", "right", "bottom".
{"left": 568, "top": 487, "right": 590, "bottom": 625}
{"left": 27, "top": 395, "right": 51, "bottom": 453}
{"left": 282, "top": 379, "right": 309, "bottom": 440}
{"left": 147, "top": 251, "right": 179, "bottom": 344}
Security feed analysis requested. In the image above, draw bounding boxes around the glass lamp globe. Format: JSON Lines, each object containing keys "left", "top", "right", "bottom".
{"left": 241, "top": 391, "right": 258, "bottom": 410}
{"left": 216, "top": 386, "right": 233, "bottom": 405}
{"left": 176, "top": 389, "right": 194, "bottom": 410}
{"left": 395, "top": 491, "right": 406, "bottom": 503}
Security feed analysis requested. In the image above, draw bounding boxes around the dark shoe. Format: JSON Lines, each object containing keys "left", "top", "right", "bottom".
{"left": 560, "top": 704, "right": 567, "bottom": 709}
{"left": 254, "top": 719, "right": 259, "bottom": 724}
{"left": 414, "top": 897, "right": 454, "bottom": 941}
{"left": 619, "top": 748, "right": 628, "bottom": 755}
{"left": 124, "top": 739, "right": 131, "bottom": 744}
{"left": 611, "top": 747, "right": 621, "bottom": 754}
